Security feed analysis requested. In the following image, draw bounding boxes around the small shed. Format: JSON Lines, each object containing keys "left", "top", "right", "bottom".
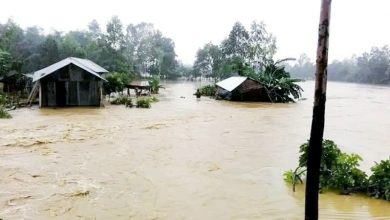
{"left": 32, "top": 57, "right": 108, "bottom": 107}
{"left": 0, "top": 71, "right": 20, "bottom": 93}
{"left": 216, "top": 76, "right": 270, "bottom": 101}
{"left": 125, "top": 80, "right": 151, "bottom": 96}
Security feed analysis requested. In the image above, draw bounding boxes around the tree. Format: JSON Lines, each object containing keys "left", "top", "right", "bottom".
{"left": 0, "top": 50, "right": 13, "bottom": 77}
{"left": 0, "top": 18, "right": 179, "bottom": 83}
{"left": 248, "top": 21, "right": 277, "bottom": 65}
{"left": 287, "top": 54, "right": 316, "bottom": 80}
{"left": 105, "top": 16, "right": 125, "bottom": 50}
{"left": 38, "top": 35, "right": 60, "bottom": 67}
{"left": 222, "top": 22, "right": 250, "bottom": 60}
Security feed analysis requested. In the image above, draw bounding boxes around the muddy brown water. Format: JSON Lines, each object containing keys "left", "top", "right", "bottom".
{"left": 0, "top": 81, "right": 389, "bottom": 219}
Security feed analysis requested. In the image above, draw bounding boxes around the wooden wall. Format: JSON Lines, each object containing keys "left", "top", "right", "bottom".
{"left": 40, "top": 64, "right": 102, "bottom": 107}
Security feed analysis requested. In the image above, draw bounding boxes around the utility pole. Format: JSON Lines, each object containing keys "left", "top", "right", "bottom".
{"left": 305, "top": 0, "right": 332, "bottom": 219}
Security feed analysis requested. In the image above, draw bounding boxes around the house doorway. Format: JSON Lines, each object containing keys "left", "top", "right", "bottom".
{"left": 56, "top": 81, "right": 66, "bottom": 106}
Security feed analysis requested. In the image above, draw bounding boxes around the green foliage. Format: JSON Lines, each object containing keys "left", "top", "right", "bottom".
{"left": 149, "top": 76, "right": 163, "bottom": 94}
{"left": 368, "top": 158, "right": 390, "bottom": 200}
{"left": 0, "top": 106, "right": 11, "bottom": 119}
{"left": 286, "top": 139, "right": 369, "bottom": 195}
{"left": 110, "top": 95, "right": 133, "bottom": 107}
{"left": 248, "top": 59, "right": 303, "bottom": 103}
{"left": 0, "top": 93, "right": 10, "bottom": 106}
{"left": 103, "top": 72, "right": 132, "bottom": 95}
{"left": 0, "top": 94, "right": 11, "bottom": 118}
{"left": 198, "top": 85, "right": 216, "bottom": 96}
{"left": 298, "top": 139, "right": 341, "bottom": 174}
{"left": 329, "top": 153, "right": 368, "bottom": 194}
{"left": 0, "top": 18, "right": 181, "bottom": 81}
{"left": 136, "top": 98, "right": 151, "bottom": 108}
{"left": 284, "top": 168, "right": 305, "bottom": 185}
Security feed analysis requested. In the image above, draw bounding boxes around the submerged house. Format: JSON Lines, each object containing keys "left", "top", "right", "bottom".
{"left": 216, "top": 76, "right": 270, "bottom": 101}
{"left": 32, "top": 57, "right": 108, "bottom": 107}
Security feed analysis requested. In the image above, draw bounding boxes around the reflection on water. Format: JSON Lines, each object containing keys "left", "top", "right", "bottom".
{"left": 0, "top": 81, "right": 389, "bottom": 219}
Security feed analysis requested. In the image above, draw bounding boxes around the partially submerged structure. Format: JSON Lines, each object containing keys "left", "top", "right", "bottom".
{"left": 32, "top": 57, "right": 108, "bottom": 107}
{"left": 216, "top": 76, "right": 270, "bottom": 101}
{"left": 0, "top": 71, "right": 33, "bottom": 94}
{"left": 125, "top": 80, "right": 151, "bottom": 96}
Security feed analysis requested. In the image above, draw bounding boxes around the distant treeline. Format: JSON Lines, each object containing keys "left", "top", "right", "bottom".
{"left": 0, "top": 17, "right": 189, "bottom": 79}
{"left": 286, "top": 46, "right": 390, "bottom": 84}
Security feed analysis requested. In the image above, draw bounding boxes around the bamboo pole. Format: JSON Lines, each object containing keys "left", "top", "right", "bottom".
{"left": 304, "top": 0, "right": 332, "bottom": 219}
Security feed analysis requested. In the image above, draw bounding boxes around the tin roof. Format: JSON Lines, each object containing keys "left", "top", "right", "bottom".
{"left": 32, "top": 57, "right": 108, "bottom": 82}
{"left": 216, "top": 76, "right": 248, "bottom": 92}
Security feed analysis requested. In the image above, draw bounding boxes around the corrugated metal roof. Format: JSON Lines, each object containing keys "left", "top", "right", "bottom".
{"left": 32, "top": 57, "right": 108, "bottom": 82}
{"left": 72, "top": 57, "right": 108, "bottom": 73}
{"left": 216, "top": 76, "right": 248, "bottom": 92}
{"left": 130, "top": 80, "right": 150, "bottom": 87}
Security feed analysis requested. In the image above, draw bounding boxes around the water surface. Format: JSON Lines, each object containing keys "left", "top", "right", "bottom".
{"left": 0, "top": 81, "right": 389, "bottom": 219}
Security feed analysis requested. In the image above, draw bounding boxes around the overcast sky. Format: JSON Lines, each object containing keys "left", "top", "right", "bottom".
{"left": 1, "top": 0, "right": 390, "bottom": 65}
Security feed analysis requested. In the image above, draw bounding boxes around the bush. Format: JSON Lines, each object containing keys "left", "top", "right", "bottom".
{"left": 136, "top": 98, "right": 151, "bottom": 108}
{"left": 103, "top": 72, "right": 132, "bottom": 95}
{"left": 198, "top": 85, "right": 216, "bottom": 96}
{"left": 368, "top": 157, "right": 390, "bottom": 201}
{"left": 0, "top": 107, "right": 11, "bottom": 119}
{"left": 329, "top": 153, "right": 368, "bottom": 194}
{"left": 285, "top": 139, "right": 367, "bottom": 195}
{"left": 110, "top": 96, "right": 133, "bottom": 107}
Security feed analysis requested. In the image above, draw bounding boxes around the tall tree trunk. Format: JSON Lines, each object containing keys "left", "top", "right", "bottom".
{"left": 305, "top": 0, "right": 332, "bottom": 219}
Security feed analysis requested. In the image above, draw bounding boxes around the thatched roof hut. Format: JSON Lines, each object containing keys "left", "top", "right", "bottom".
{"left": 216, "top": 76, "right": 270, "bottom": 101}
{"left": 32, "top": 57, "right": 108, "bottom": 107}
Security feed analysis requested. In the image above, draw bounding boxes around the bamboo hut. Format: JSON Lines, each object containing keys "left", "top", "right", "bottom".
{"left": 216, "top": 76, "right": 270, "bottom": 101}
{"left": 32, "top": 57, "right": 108, "bottom": 107}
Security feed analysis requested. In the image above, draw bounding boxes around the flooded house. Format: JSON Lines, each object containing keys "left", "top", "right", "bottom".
{"left": 32, "top": 57, "right": 108, "bottom": 107}
{"left": 216, "top": 76, "right": 270, "bottom": 101}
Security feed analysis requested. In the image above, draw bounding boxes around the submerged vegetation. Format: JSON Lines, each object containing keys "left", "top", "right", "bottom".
{"left": 368, "top": 158, "right": 390, "bottom": 200}
{"left": 198, "top": 85, "right": 217, "bottom": 97}
{"left": 284, "top": 140, "right": 390, "bottom": 201}
{"left": 110, "top": 95, "right": 133, "bottom": 107}
{"left": 136, "top": 98, "right": 151, "bottom": 108}
{"left": 0, "top": 93, "right": 11, "bottom": 118}
{"left": 0, "top": 106, "right": 11, "bottom": 119}
{"left": 110, "top": 95, "right": 158, "bottom": 109}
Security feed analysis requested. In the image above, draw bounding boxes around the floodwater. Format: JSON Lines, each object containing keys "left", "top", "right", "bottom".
{"left": 0, "top": 81, "right": 389, "bottom": 219}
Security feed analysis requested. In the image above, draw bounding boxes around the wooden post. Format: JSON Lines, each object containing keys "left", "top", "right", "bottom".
{"left": 305, "top": 0, "right": 332, "bottom": 219}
